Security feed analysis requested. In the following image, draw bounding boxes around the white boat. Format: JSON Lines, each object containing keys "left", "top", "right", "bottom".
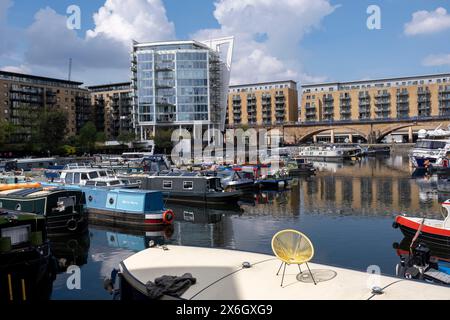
{"left": 297, "top": 145, "right": 360, "bottom": 162}
{"left": 49, "top": 164, "right": 117, "bottom": 186}
{"left": 117, "top": 245, "right": 450, "bottom": 300}
{"left": 409, "top": 127, "right": 450, "bottom": 169}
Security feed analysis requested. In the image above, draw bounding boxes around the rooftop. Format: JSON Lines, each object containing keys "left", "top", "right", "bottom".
{"left": 230, "top": 80, "right": 297, "bottom": 88}
{"left": 302, "top": 73, "right": 450, "bottom": 88}
{"left": 0, "top": 70, "right": 83, "bottom": 86}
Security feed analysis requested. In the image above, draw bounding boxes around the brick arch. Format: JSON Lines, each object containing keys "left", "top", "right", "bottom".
{"left": 375, "top": 123, "right": 416, "bottom": 143}
{"left": 298, "top": 126, "right": 368, "bottom": 143}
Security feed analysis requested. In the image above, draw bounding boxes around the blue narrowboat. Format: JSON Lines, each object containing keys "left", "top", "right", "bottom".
{"left": 83, "top": 188, "right": 174, "bottom": 228}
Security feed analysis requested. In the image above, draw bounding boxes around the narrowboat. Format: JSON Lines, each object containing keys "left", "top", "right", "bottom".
{"left": 393, "top": 200, "right": 450, "bottom": 249}
{"left": 83, "top": 188, "right": 174, "bottom": 228}
{"left": 0, "top": 209, "right": 56, "bottom": 301}
{"left": 141, "top": 172, "right": 241, "bottom": 205}
{"left": 203, "top": 170, "right": 255, "bottom": 191}
{"left": 286, "top": 158, "right": 316, "bottom": 176}
{"left": 297, "top": 145, "right": 360, "bottom": 162}
{"left": 0, "top": 188, "right": 87, "bottom": 236}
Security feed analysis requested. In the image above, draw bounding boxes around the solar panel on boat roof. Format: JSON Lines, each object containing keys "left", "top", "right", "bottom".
{"left": 166, "top": 172, "right": 182, "bottom": 176}
{"left": 182, "top": 172, "right": 198, "bottom": 177}
{"left": 8, "top": 188, "right": 43, "bottom": 197}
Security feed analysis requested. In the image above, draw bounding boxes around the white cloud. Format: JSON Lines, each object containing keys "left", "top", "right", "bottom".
{"left": 422, "top": 53, "right": 450, "bottom": 67}
{"left": 192, "top": 0, "right": 335, "bottom": 84}
{"left": 86, "top": 0, "right": 175, "bottom": 45}
{"left": 4, "top": 0, "right": 176, "bottom": 84}
{"left": 0, "top": 64, "right": 31, "bottom": 74}
{"left": 404, "top": 7, "right": 450, "bottom": 36}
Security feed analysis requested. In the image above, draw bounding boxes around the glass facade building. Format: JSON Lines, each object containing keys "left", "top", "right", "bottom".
{"left": 131, "top": 39, "right": 234, "bottom": 140}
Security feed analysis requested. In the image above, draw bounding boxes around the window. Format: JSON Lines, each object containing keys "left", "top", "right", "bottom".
{"left": 163, "top": 180, "right": 172, "bottom": 189}
{"left": 74, "top": 173, "right": 81, "bottom": 184}
{"left": 89, "top": 172, "right": 99, "bottom": 179}
{"left": 183, "top": 181, "right": 193, "bottom": 190}
{"left": 65, "top": 173, "right": 74, "bottom": 184}
{"left": 96, "top": 182, "right": 107, "bottom": 187}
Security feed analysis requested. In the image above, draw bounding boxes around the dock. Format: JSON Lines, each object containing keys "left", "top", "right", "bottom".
{"left": 120, "top": 246, "right": 450, "bottom": 300}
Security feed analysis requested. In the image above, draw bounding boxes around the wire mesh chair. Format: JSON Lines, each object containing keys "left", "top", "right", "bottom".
{"left": 271, "top": 229, "right": 317, "bottom": 287}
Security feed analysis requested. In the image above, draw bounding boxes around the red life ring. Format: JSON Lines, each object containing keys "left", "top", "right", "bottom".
{"left": 162, "top": 209, "right": 174, "bottom": 225}
{"left": 443, "top": 159, "right": 449, "bottom": 168}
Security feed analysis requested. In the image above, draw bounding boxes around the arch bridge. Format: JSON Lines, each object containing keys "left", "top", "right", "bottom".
{"left": 281, "top": 118, "right": 450, "bottom": 144}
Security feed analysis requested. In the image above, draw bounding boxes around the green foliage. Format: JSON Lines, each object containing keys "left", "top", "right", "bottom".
{"left": 60, "top": 145, "right": 77, "bottom": 156}
{"left": 77, "top": 121, "right": 97, "bottom": 153}
{"left": 33, "top": 110, "right": 68, "bottom": 154}
{"left": 154, "top": 129, "right": 174, "bottom": 154}
{"left": 117, "top": 131, "right": 136, "bottom": 145}
{"left": 0, "top": 119, "right": 14, "bottom": 146}
{"left": 95, "top": 132, "right": 107, "bottom": 143}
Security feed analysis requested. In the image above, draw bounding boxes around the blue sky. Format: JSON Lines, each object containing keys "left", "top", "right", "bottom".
{"left": 1, "top": 0, "right": 449, "bottom": 86}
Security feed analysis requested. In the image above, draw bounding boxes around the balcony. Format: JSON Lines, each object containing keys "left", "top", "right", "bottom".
{"left": 396, "top": 106, "right": 409, "bottom": 112}
{"left": 375, "top": 93, "right": 390, "bottom": 98}
{"left": 155, "top": 80, "right": 175, "bottom": 88}
{"left": 155, "top": 62, "right": 175, "bottom": 71}
{"left": 323, "top": 96, "right": 333, "bottom": 102}
{"left": 340, "top": 109, "right": 351, "bottom": 115}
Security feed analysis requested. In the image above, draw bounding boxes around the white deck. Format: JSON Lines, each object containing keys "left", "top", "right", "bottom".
{"left": 121, "top": 246, "right": 450, "bottom": 300}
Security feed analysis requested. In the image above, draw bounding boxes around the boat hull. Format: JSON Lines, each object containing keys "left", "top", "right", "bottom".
{"left": 394, "top": 216, "right": 450, "bottom": 249}
{"left": 161, "top": 191, "right": 241, "bottom": 205}
{"left": 0, "top": 243, "right": 55, "bottom": 301}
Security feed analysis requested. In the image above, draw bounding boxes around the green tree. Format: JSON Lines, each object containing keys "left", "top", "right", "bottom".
{"left": 77, "top": 121, "right": 97, "bottom": 153}
{"left": 0, "top": 119, "right": 14, "bottom": 147}
{"left": 117, "top": 131, "right": 136, "bottom": 145}
{"left": 154, "top": 129, "right": 174, "bottom": 154}
{"left": 95, "top": 132, "right": 107, "bottom": 143}
{"left": 34, "top": 110, "right": 68, "bottom": 154}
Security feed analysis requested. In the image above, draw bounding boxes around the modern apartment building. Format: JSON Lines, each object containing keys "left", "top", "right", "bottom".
{"left": 0, "top": 71, "right": 91, "bottom": 143}
{"left": 227, "top": 81, "right": 298, "bottom": 127}
{"left": 87, "top": 82, "right": 133, "bottom": 139}
{"left": 300, "top": 73, "right": 450, "bottom": 123}
{"left": 131, "top": 38, "right": 234, "bottom": 140}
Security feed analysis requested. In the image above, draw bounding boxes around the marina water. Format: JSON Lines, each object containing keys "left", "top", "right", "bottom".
{"left": 51, "top": 153, "right": 444, "bottom": 299}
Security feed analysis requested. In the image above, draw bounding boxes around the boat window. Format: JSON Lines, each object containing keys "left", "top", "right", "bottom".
{"left": 163, "top": 180, "right": 172, "bottom": 189}
{"left": 415, "top": 140, "right": 446, "bottom": 149}
{"left": 65, "top": 172, "right": 74, "bottom": 184}
{"left": 99, "top": 171, "right": 107, "bottom": 177}
{"left": 107, "top": 170, "right": 114, "bottom": 176}
{"left": 85, "top": 181, "right": 96, "bottom": 186}
{"left": 183, "top": 181, "right": 193, "bottom": 190}
{"left": 81, "top": 173, "right": 88, "bottom": 180}
{"left": 74, "top": 173, "right": 81, "bottom": 184}
{"left": 89, "top": 172, "right": 99, "bottom": 179}
{"left": 109, "top": 180, "right": 120, "bottom": 186}
{"left": 96, "top": 182, "right": 107, "bottom": 186}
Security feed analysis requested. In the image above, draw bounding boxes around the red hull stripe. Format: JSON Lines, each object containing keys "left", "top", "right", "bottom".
{"left": 145, "top": 219, "right": 164, "bottom": 224}
{"left": 395, "top": 216, "right": 450, "bottom": 237}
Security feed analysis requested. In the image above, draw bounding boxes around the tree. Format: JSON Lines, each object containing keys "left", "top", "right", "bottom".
{"left": 77, "top": 121, "right": 97, "bottom": 153}
{"left": 0, "top": 119, "right": 14, "bottom": 147}
{"left": 34, "top": 111, "right": 68, "bottom": 154}
{"left": 154, "top": 129, "right": 174, "bottom": 154}
{"left": 95, "top": 132, "right": 107, "bottom": 143}
{"left": 117, "top": 131, "right": 136, "bottom": 146}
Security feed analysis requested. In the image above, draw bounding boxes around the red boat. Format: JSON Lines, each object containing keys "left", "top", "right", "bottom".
{"left": 393, "top": 201, "right": 450, "bottom": 249}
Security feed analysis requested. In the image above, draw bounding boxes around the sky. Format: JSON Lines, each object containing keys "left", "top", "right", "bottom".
{"left": 0, "top": 0, "right": 449, "bottom": 86}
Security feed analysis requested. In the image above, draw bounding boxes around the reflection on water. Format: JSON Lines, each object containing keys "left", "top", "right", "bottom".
{"left": 50, "top": 154, "right": 449, "bottom": 299}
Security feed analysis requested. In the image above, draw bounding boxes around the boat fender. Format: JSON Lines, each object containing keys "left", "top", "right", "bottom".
{"left": 162, "top": 209, "right": 175, "bottom": 225}
{"left": 392, "top": 221, "right": 399, "bottom": 229}
{"left": 67, "top": 218, "right": 78, "bottom": 232}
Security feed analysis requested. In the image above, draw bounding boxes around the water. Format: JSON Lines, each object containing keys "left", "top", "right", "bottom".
{"left": 49, "top": 154, "right": 448, "bottom": 299}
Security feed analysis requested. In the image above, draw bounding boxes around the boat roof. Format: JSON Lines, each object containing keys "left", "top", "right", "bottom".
{"left": 0, "top": 188, "right": 75, "bottom": 198}
{"left": 121, "top": 246, "right": 450, "bottom": 300}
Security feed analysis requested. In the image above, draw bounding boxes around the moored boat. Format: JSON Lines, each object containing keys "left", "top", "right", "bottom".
{"left": 393, "top": 200, "right": 450, "bottom": 249}
{"left": 0, "top": 187, "right": 87, "bottom": 236}
{"left": 141, "top": 172, "right": 241, "bottom": 205}
{"left": 83, "top": 188, "right": 174, "bottom": 228}
{"left": 0, "top": 209, "right": 56, "bottom": 301}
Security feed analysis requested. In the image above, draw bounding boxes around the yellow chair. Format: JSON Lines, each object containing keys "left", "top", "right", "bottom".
{"left": 271, "top": 229, "right": 317, "bottom": 287}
